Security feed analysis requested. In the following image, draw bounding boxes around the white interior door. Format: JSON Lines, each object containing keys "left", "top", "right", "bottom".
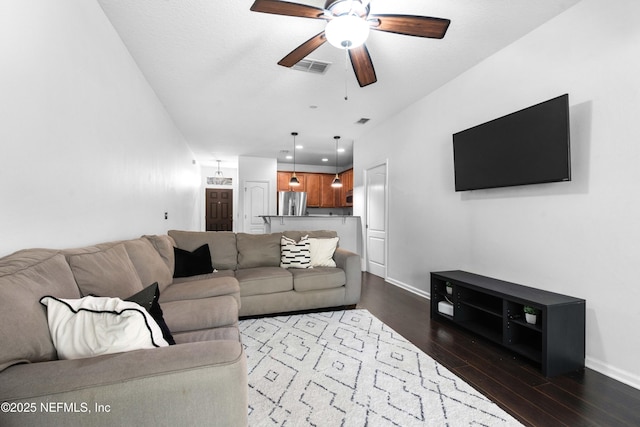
{"left": 365, "top": 163, "right": 387, "bottom": 278}
{"left": 243, "top": 181, "right": 269, "bottom": 234}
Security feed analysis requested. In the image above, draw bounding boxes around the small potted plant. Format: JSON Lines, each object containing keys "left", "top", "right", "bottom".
{"left": 523, "top": 306, "right": 538, "bottom": 325}
{"left": 445, "top": 282, "right": 453, "bottom": 295}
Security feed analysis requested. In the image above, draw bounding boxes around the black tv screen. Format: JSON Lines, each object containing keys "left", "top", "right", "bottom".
{"left": 453, "top": 94, "right": 571, "bottom": 191}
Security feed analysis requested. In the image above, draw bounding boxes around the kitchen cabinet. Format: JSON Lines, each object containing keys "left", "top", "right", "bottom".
{"left": 339, "top": 169, "right": 353, "bottom": 207}
{"left": 277, "top": 171, "right": 306, "bottom": 192}
{"left": 277, "top": 170, "right": 353, "bottom": 208}
{"left": 305, "top": 173, "right": 320, "bottom": 207}
{"left": 320, "top": 174, "right": 340, "bottom": 207}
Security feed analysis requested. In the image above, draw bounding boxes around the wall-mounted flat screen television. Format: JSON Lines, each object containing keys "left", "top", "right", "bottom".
{"left": 453, "top": 94, "right": 571, "bottom": 191}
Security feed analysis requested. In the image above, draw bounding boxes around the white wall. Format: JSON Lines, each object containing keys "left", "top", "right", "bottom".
{"left": 354, "top": 0, "right": 640, "bottom": 388}
{"left": 0, "top": 0, "right": 200, "bottom": 256}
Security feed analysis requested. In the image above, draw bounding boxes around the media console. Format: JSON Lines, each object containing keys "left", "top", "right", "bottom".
{"left": 430, "top": 270, "right": 585, "bottom": 377}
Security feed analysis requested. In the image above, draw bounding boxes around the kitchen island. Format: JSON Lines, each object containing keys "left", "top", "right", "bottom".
{"left": 260, "top": 215, "right": 362, "bottom": 256}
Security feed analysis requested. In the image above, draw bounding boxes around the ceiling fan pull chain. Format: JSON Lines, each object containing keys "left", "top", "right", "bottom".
{"left": 344, "top": 47, "right": 349, "bottom": 101}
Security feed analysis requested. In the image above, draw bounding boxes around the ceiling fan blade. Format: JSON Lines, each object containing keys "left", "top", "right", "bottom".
{"left": 250, "top": 0, "right": 326, "bottom": 19}
{"left": 349, "top": 44, "right": 377, "bottom": 87}
{"left": 278, "top": 32, "right": 327, "bottom": 67}
{"left": 369, "top": 14, "right": 451, "bottom": 39}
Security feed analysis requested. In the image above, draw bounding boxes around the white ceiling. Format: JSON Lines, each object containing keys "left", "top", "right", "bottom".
{"left": 96, "top": 0, "right": 581, "bottom": 168}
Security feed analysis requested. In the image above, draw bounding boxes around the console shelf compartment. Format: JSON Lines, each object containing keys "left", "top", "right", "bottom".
{"left": 431, "top": 270, "right": 585, "bottom": 377}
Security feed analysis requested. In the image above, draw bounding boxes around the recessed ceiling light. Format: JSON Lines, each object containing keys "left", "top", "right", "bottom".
{"left": 322, "top": 158, "right": 329, "bottom": 162}
{"left": 296, "top": 145, "right": 303, "bottom": 149}
{"left": 286, "top": 155, "right": 293, "bottom": 159}
{"left": 337, "top": 148, "right": 345, "bottom": 153}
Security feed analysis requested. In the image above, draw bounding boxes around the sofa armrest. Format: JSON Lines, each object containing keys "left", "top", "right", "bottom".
{"left": 333, "top": 247, "right": 362, "bottom": 305}
{"left": 0, "top": 341, "right": 247, "bottom": 427}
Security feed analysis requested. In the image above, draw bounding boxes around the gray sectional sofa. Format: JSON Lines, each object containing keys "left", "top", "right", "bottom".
{"left": 0, "top": 230, "right": 361, "bottom": 426}
{"left": 167, "top": 229, "right": 361, "bottom": 317}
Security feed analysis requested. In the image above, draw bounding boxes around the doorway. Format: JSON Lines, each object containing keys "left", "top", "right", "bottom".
{"left": 243, "top": 181, "right": 270, "bottom": 234}
{"left": 365, "top": 162, "right": 387, "bottom": 278}
{"left": 205, "top": 189, "right": 233, "bottom": 231}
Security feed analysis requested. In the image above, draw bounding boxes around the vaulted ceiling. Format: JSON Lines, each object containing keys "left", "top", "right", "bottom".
{"left": 97, "top": 0, "right": 581, "bottom": 168}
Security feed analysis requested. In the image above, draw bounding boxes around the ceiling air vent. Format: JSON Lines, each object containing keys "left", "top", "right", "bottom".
{"left": 292, "top": 58, "right": 331, "bottom": 74}
{"left": 356, "top": 118, "right": 370, "bottom": 125}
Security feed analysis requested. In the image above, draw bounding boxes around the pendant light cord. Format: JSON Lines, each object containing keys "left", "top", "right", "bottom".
{"left": 289, "top": 132, "right": 300, "bottom": 186}
{"left": 335, "top": 136, "right": 339, "bottom": 173}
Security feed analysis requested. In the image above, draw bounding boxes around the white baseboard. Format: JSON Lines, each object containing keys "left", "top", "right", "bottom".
{"left": 385, "top": 276, "right": 431, "bottom": 300}
{"left": 586, "top": 356, "right": 640, "bottom": 391}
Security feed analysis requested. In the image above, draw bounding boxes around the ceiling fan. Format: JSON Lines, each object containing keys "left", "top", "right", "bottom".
{"left": 250, "top": 0, "right": 451, "bottom": 87}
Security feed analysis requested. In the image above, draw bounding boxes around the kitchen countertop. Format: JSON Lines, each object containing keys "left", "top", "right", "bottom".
{"left": 259, "top": 215, "right": 359, "bottom": 224}
{"left": 259, "top": 215, "right": 358, "bottom": 218}
{"left": 259, "top": 215, "right": 362, "bottom": 255}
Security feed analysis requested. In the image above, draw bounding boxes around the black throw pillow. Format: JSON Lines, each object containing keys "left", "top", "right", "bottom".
{"left": 173, "top": 244, "right": 214, "bottom": 278}
{"left": 126, "top": 282, "right": 176, "bottom": 345}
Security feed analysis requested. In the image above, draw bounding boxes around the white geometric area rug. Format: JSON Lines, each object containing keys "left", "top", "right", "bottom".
{"left": 239, "top": 309, "right": 523, "bottom": 427}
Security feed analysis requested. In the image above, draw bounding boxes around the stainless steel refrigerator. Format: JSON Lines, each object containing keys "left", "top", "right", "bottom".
{"left": 278, "top": 191, "right": 307, "bottom": 216}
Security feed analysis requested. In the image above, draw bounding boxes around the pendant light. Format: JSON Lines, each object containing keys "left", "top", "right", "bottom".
{"left": 213, "top": 160, "right": 225, "bottom": 185}
{"left": 331, "top": 136, "right": 343, "bottom": 188}
{"left": 289, "top": 132, "right": 300, "bottom": 186}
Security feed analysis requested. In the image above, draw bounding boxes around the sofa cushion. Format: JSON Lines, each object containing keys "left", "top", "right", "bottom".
{"left": 173, "top": 244, "right": 214, "bottom": 278}
{"left": 173, "top": 326, "right": 240, "bottom": 344}
{"left": 40, "top": 295, "right": 169, "bottom": 360}
{"left": 168, "top": 230, "right": 238, "bottom": 270}
{"left": 236, "top": 233, "right": 281, "bottom": 269}
{"left": 159, "top": 275, "right": 240, "bottom": 309}
{"left": 142, "top": 234, "right": 177, "bottom": 279}
{"left": 290, "top": 267, "right": 346, "bottom": 292}
{"left": 124, "top": 238, "right": 173, "bottom": 291}
{"left": 235, "top": 267, "right": 293, "bottom": 297}
{"left": 0, "top": 250, "right": 81, "bottom": 372}
{"left": 161, "top": 295, "right": 239, "bottom": 333}
{"left": 280, "top": 235, "right": 311, "bottom": 269}
{"left": 67, "top": 244, "right": 144, "bottom": 299}
{"left": 0, "top": 339, "right": 245, "bottom": 403}
{"left": 308, "top": 237, "right": 339, "bottom": 267}
{"left": 126, "top": 282, "right": 175, "bottom": 345}
{"left": 171, "top": 269, "right": 236, "bottom": 283}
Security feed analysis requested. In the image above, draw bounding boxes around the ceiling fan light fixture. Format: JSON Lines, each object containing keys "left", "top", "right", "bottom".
{"left": 325, "top": 15, "right": 370, "bottom": 49}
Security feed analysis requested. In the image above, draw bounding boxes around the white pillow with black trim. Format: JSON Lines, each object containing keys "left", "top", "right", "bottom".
{"left": 308, "top": 237, "right": 339, "bottom": 267}
{"left": 280, "top": 235, "right": 311, "bottom": 269}
{"left": 40, "top": 295, "right": 169, "bottom": 360}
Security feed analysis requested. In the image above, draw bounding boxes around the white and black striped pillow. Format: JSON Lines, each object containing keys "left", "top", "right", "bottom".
{"left": 280, "top": 235, "right": 311, "bottom": 269}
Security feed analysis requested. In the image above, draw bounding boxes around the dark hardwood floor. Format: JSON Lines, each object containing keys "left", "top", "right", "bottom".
{"left": 356, "top": 272, "right": 640, "bottom": 427}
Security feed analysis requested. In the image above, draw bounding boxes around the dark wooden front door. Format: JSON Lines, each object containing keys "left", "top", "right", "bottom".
{"left": 206, "top": 189, "right": 233, "bottom": 231}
